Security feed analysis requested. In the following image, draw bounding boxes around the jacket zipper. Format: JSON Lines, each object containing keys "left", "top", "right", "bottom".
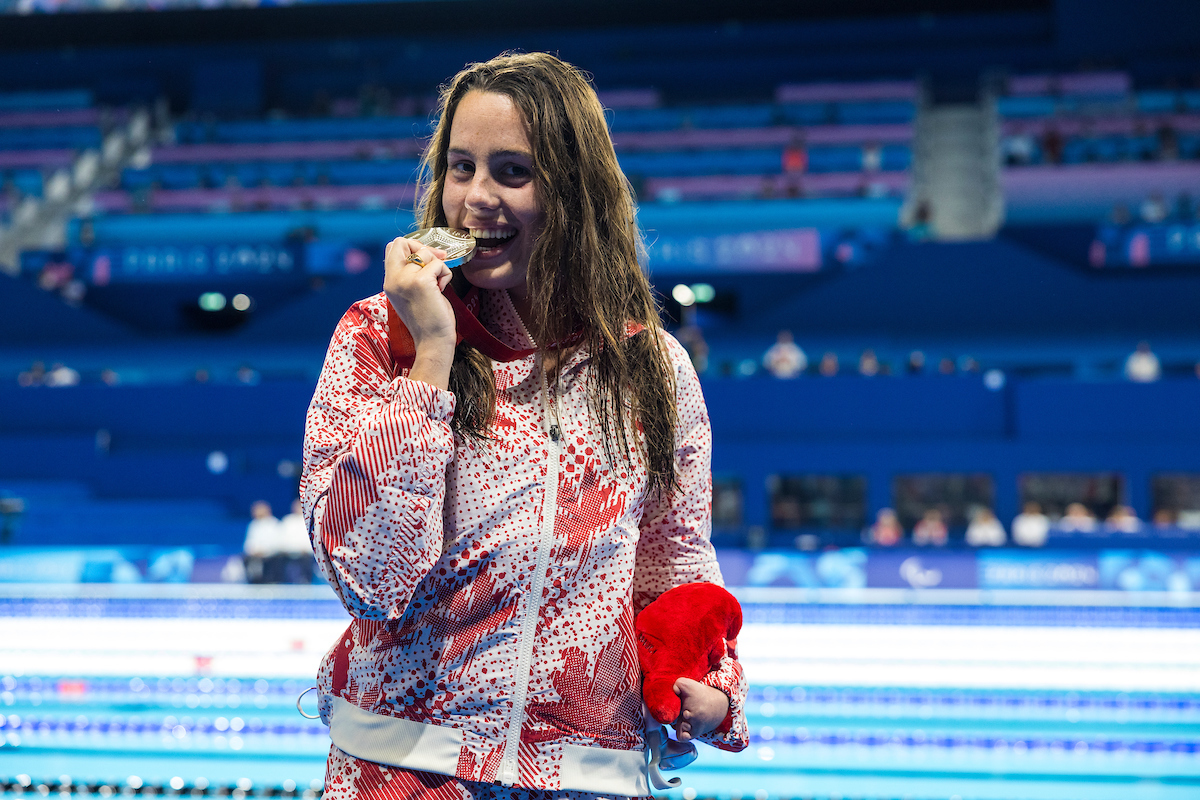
{"left": 497, "top": 361, "right": 562, "bottom": 786}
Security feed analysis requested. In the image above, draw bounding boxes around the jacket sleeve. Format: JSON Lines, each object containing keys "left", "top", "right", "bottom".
{"left": 300, "top": 296, "right": 456, "bottom": 621}
{"left": 633, "top": 333, "right": 749, "bottom": 753}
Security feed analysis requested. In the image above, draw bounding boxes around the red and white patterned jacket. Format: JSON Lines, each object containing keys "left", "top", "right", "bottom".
{"left": 301, "top": 289, "right": 748, "bottom": 796}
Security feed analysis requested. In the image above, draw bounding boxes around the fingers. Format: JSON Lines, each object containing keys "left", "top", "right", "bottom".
{"left": 676, "top": 710, "right": 694, "bottom": 741}
{"left": 386, "top": 236, "right": 447, "bottom": 269}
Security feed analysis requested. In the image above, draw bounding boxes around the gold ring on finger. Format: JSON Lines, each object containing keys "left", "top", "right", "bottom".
{"left": 406, "top": 253, "right": 426, "bottom": 267}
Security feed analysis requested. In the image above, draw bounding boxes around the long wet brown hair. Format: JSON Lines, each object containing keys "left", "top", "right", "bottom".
{"left": 416, "top": 52, "right": 678, "bottom": 495}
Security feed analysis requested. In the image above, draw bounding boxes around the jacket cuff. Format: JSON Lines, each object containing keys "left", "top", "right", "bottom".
{"left": 387, "top": 376, "right": 456, "bottom": 422}
{"left": 696, "top": 653, "right": 748, "bottom": 752}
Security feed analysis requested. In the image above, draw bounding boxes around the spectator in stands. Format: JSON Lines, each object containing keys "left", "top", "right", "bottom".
{"left": 937, "top": 357, "right": 956, "bottom": 376}
{"left": 78, "top": 219, "right": 96, "bottom": 247}
{"left": 1124, "top": 341, "right": 1161, "bottom": 382}
{"left": 912, "top": 508, "right": 948, "bottom": 546}
{"left": 1104, "top": 505, "right": 1142, "bottom": 533}
{"left": 906, "top": 350, "right": 926, "bottom": 375}
{"left": 907, "top": 200, "right": 933, "bottom": 241}
{"left": 858, "top": 349, "right": 880, "bottom": 377}
{"left": 17, "top": 361, "right": 46, "bottom": 387}
{"left": 1140, "top": 193, "right": 1169, "bottom": 224}
{"left": 862, "top": 142, "right": 883, "bottom": 173}
{"left": 242, "top": 500, "right": 280, "bottom": 584}
{"left": 782, "top": 134, "right": 807, "bottom": 174}
{"left": 1157, "top": 124, "right": 1179, "bottom": 160}
{"left": 0, "top": 495, "right": 24, "bottom": 546}
{"left": 100, "top": 368, "right": 121, "bottom": 386}
{"left": 1011, "top": 501, "right": 1050, "bottom": 547}
{"left": 965, "top": 507, "right": 1006, "bottom": 546}
{"left": 762, "top": 330, "right": 807, "bottom": 378}
{"left": 236, "top": 364, "right": 260, "bottom": 385}
{"left": 1058, "top": 502, "right": 1098, "bottom": 533}
{"left": 866, "top": 508, "right": 904, "bottom": 546}
{"left": 44, "top": 363, "right": 80, "bottom": 387}
{"left": 818, "top": 351, "right": 839, "bottom": 377}
{"left": 276, "top": 498, "right": 316, "bottom": 584}
{"left": 1152, "top": 509, "right": 1177, "bottom": 530}
{"left": 1041, "top": 127, "right": 1064, "bottom": 164}
{"left": 1003, "top": 131, "right": 1036, "bottom": 166}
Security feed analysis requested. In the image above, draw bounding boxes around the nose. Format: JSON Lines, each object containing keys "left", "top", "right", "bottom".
{"left": 464, "top": 171, "right": 500, "bottom": 214}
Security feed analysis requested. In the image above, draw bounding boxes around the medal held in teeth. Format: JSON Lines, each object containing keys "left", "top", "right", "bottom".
{"left": 405, "top": 227, "right": 477, "bottom": 268}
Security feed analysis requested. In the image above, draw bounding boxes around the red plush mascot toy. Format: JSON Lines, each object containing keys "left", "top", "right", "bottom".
{"left": 636, "top": 582, "right": 742, "bottom": 788}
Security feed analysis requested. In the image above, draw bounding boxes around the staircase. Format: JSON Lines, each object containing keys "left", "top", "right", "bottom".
{"left": 0, "top": 104, "right": 162, "bottom": 274}
{"left": 903, "top": 89, "right": 1004, "bottom": 240}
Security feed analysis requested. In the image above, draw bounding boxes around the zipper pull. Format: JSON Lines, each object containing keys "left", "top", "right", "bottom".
{"left": 549, "top": 424, "right": 561, "bottom": 441}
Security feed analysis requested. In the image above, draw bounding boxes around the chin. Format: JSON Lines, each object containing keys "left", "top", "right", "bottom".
{"left": 461, "top": 262, "right": 527, "bottom": 292}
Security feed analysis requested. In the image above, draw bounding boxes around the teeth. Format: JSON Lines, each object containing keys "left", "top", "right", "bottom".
{"left": 469, "top": 228, "right": 516, "bottom": 241}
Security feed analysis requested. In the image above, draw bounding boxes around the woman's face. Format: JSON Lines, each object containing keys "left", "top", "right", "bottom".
{"left": 442, "top": 90, "right": 542, "bottom": 300}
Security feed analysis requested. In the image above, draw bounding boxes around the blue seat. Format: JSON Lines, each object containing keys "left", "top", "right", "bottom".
{"left": 211, "top": 117, "right": 430, "bottom": 143}
{"left": 325, "top": 159, "right": 422, "bottom": 184}
{"left": 1137, "top": 91, "right": 1178, "bottom": 113}
{"left": 808, "top": 146, "right": 865, "bottom": 173}
{"left": 0, "top": 127, "right": 101, "bottom": 150}
{"left": 0, "top": 89, "right": 92, "bottom": 112}
{"left": 778, "top": 103, "right": 832, "bottom": 125}
{"left": 1179, "top": 134, "right": 1200, "bottom": 159}
{"left": 608, "top": 108, "right": 688, "bottom": 132}
{"left": 997, "top": 96, "right": 1057, "bottom": 118}
{"left": 121, "top": 167, "right": 156, "bottom": 190}
{"left": 880, "top": 144, "right": 912, "bottom": 170}
{"left": 1062, "top": 139, "right": 1090, "bottom": 164}
{"left": 10, "top": 168, "right": 44, "bottom": 197}
{"left": 157, "top": 164, "right": 204, "bottom": 190}
{"left": 619, "top": 149, "right": 781, "bottom": 177}
{"left": 1125, "top": 135, "right": 1159, "bottom": 160}
{"left": 1092, "top": 137, "right": 1121, "bottom": 162}
{"left": 262, "top": 162, "right": 301, "bottom": 186}
{"left": 684, "top": 104, "right": 777, "bottom": 129}
{"left": 834, "top": 101, "right": 915, "bottom": 124}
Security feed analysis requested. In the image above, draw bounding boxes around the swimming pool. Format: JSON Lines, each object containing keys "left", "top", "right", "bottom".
{"left": 2, "top": 586, "right": 1198, "bottom": 800}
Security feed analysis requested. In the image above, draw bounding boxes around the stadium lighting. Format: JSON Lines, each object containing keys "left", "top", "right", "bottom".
{"left": 198, "top": 292, "right": 226, "bottom": 312}
{"left": 671, "top": 284, "right": 696, "bottom": 306}
{"left": 231, "top": 293, "right": 252, "bottom": 312}
{"left": 691, "top": 283, "right": 716, "bottom": 303}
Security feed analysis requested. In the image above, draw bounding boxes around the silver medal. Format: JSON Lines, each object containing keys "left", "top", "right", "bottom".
{"left": 405, "top": 227, "right": 477, "bottom": 268}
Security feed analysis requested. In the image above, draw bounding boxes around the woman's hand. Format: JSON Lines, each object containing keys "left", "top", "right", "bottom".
{"left": 671, "top": 677, "right": 730, "bottom": 742}
{"left": 384, "top": 236, "right": 456, "bottom": 390}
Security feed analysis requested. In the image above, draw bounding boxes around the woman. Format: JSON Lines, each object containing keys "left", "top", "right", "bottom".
{"left": 301, "top": 52, "right": 747, "bottom": 800}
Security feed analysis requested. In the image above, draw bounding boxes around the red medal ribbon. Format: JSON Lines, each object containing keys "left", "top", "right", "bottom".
{"left": 387, "top": 285, "right": 583, "bottom": 369}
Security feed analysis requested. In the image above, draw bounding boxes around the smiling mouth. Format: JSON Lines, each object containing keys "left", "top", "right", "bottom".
{"left": 469, "top": 227, "right": 517, "bottom": 258}
{"left": 470, "top": 227, "right": 516, "bottom": 246}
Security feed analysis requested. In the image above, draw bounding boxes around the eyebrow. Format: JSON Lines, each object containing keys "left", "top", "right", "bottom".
{"left": 448, "top": 148, "right": 533, "bottom": 160}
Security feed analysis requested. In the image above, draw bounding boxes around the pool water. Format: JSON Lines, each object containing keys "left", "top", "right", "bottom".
{"left": 2, "top": 586, "right": 1198, "bottom": 800}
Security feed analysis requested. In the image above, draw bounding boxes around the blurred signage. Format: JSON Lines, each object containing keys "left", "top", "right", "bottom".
{"left": 647, "top": 226, "right": 894, "bottom": 274}
{"left": 1090, "top": 223, "right": 1200, "bottom": 268}
{"left": 866, "top": 551, "right": 978, "bottom": 589}
{"left": 648, "top": 228, "right": 822, "bottom": 273}
{"left": 21, "top": 243, "right": 302, "bottom": 285}
{"left": 6, "top": 546, "right": 1200, "bottom": 590}
{"left": 976, "top": 551, "right": 1100, "bottom": 589}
